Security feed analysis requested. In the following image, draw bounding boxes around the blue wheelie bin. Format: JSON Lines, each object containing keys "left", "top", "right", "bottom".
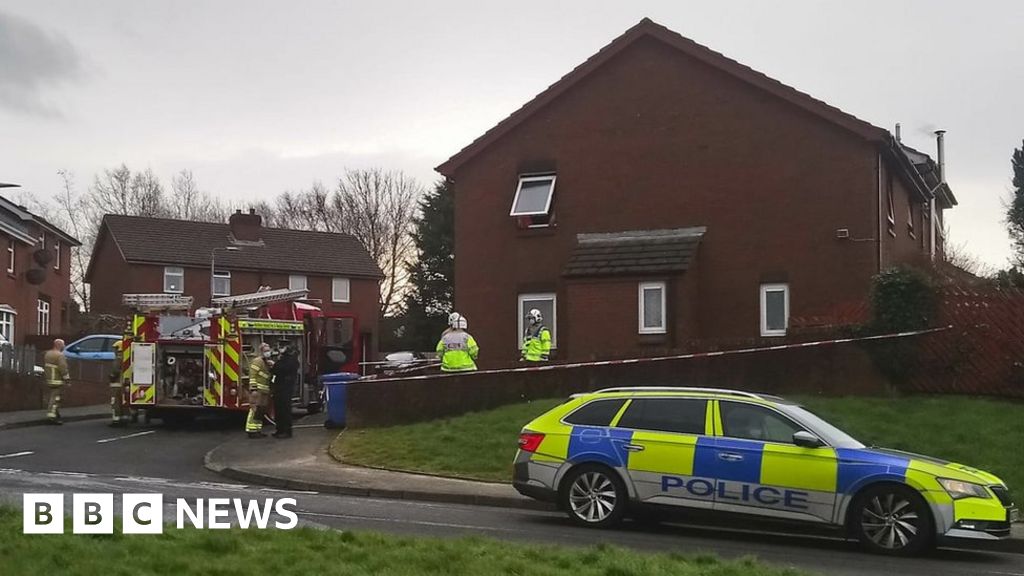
{"left": 322, "top": 372, "right": 361, "bottom": 428}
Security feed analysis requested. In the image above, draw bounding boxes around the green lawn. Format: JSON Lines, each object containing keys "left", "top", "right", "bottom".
{"left": 0, "top": 507, "right": 809, "bottom": 576}
{"left": 332, "top": 395, "right": 1024, "bottom": 501}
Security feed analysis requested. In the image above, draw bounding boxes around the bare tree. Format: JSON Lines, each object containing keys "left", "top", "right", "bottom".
{"left": 90, "top": 164, "right": 166, "bottom": 218}
{"left": 55, "top": 170, "right": 93, "bottom": 311}
{"left": 335, "top": 168, "right": 421, "bottom": 316}
{"left": 169, "top": 169, "right": 227, "bottom": 222}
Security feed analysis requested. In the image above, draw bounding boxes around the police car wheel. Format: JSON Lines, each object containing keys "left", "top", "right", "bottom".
{"left": 853, "top": 484, "right": 933, "bottom": 556}
{"left": 560, "top": 465, "right": 626, "bottom": 528}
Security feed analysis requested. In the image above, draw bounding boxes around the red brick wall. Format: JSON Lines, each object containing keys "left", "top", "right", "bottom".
{"left": 0, "top": 225, "right": 75, "bottom": 344}
{"left": 451, "top": 36, "right": 884, "bottom": 366}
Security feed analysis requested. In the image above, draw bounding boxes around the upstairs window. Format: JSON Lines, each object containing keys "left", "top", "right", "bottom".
{"left": 6, "top": 238, "right": 13, "bottom": 274}
{"left": 164, "top": 267, "right": 184, "bottom": 293}
{"left": 289, "top": 275, "right": 308, "bottom": 291}
{"left": 54, "top": 241, "right": 60, "bottom": 270}
{"left": 212, "top": 270, "right": 231, "bottom": 297}
{"left": 332, "top": 277, "right": 351, "bottom": 303}
{"left": 510, "top": 175, "right": 556, "bottom": 226}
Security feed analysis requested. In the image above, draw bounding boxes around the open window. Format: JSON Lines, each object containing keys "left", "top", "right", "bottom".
{"left": 510, "top": 174, "right": 556, "bottom": 227}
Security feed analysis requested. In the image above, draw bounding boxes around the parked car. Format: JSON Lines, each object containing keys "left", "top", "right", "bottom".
{"left": 513, "top": 387, "right": 1017, "bottom": 556}
{"left": 63, "top": 334, "right": 121, "bottom": 361}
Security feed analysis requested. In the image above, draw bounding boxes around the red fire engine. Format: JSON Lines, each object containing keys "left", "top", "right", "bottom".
{"left": 117, "top": 288, "right": 361, "bottom": 424}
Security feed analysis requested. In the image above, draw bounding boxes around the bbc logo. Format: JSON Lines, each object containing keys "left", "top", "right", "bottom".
{"left": 24, "top": 494, "right": 163, "bottom": 535}
{"left": 24, "top": 493, "right": 299, "bottom": 534}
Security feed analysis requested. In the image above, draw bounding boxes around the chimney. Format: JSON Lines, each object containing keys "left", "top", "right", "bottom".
{"left": 895, "top": 123, "right": 901, "bottom": 142}
{"left": 229, "top": 208, "right": 263, "bottom": 242}
{"left": 934, "top": 130, "right": 946, "bottom": 183}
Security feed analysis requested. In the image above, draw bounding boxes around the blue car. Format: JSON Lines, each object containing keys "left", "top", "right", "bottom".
{"left": 63, "top": 334, "right": 121, "bottom": 361}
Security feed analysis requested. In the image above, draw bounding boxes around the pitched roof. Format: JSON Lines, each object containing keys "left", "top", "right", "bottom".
{"left": 564, "top": 227, "right": 705, "bottom": 277}
{"left": 90, "top": 214, "right": 383, "bottom": 280}
{"left": 0, "top": 193, "right": 81, "bottom": 246}
{"left": 437, "top": 18, "right": 888, "bottom": 176}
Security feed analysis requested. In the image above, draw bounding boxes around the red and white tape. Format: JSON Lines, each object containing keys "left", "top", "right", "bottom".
{"left": 368, "top": 325, "right": 952, "bottom": 383}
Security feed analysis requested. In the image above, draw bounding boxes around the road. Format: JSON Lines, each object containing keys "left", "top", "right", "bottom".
{"left": 1, "top": 417, "right": 1021, "bottom": 576}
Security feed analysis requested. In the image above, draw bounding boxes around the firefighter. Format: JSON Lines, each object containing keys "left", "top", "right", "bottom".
{"left": 109, "top": 339, "right": 129, "bottom": 428}
{"left": 43, "top": 339, "right": 70, "bottom": 425}
{"left": 521, "top": 308, "right": 552, "bottom": 362}
{"left": 244, "top": 343, "right": 273, "bottom": 438}
{"left": 436, "top": 312, "right": 479, "bottom": 372}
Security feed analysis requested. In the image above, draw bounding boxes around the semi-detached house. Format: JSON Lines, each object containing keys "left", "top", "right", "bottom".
{"left": 436, "top": 19, "right": 956, "bottom": 367}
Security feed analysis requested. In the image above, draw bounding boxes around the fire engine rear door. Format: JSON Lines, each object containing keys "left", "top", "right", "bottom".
{"left": 129, "top": 342, "right": 156, "bottom": 405}
{"left": 203, "top": 344, "right": 224, "bottom": 407}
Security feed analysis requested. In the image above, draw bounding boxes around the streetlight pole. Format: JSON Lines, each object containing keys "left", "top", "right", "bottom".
{"left": 210, "top": 246, "right": 241, "bottom": 304}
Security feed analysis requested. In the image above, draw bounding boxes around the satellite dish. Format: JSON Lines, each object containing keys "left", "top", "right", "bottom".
{"left": 25, "top": 268, "right": 46, "bottom": 285}
{"left": 33, "top": 249, "right": 53, "bottom": 266}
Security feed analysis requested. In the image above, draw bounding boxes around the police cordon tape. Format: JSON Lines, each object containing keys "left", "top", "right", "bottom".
{"left": 368, "top": 325, "right": 954, "bottom": 382}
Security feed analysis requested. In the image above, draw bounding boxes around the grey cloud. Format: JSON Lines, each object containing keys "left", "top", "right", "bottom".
{"left": 0, "top": 9, "right": 83, "bottom": 117}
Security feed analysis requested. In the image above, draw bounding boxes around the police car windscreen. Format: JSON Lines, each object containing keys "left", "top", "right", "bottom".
{"left": 778, "top": 404, "right": 864, "bottom": 449}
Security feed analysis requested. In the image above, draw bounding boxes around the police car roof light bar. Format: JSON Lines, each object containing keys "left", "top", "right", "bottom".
{"left": 594, "top": 386, "right": 764, "bottom": 399}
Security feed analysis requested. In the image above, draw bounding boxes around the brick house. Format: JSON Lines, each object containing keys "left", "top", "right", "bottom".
{"left": 436, "top": 19, "right": 956, "bottom": 366}
{"left": 86, "top": 210, "right": 383, "bottom": 355}
{"left": 0, "top": 190, "right": 80, "bottom": 345}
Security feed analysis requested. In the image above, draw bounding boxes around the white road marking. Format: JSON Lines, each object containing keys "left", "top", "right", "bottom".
{"left": 96, "top": 430, "right": 156, "bottom": 444}
{"left": 261, "top": 488, "right": 319, "bottom": 495}
{"left": 0, "top": 451, "right": 34, "bottom": 460}
{"left": 293, "top": 424, "right": 323, "bottom": 429}
{"left": 43, "top": 471, "right": 92, "bottom": 477}
{"left": 114, "top": 476, "right": 170, "bottom": 484}
{"left": 193, "top": 481, "right": 248, "bottom": 490}
{"left": 0, "top": 468, "right": 23, "bottom": 474}
{"left": 297, "top": 510, "right": 525, "bottom": 534}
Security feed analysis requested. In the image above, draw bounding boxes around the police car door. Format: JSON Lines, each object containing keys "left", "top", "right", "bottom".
{"left": 713, "top": 401, "right": 837, "bottom": 523}
{"left": 616, "top": 397, "right": 716, "bottom": 510}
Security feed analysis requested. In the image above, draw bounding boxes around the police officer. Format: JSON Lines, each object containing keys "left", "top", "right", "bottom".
{"left": 43, "top": 339, "right": 70, "bottom": 425}
{"left": 521, "top": 309, "right": 552, "bottom": 362}
{"left": 109, "top": 338, "right": 129, "bottom": 428}
{"left": 245, "top": 343, "right": 273, "bottom": 438}
{"left": 270, "top": 344, "right": 299, "bottom": 439}
{"left": 436, "top": 312, "right": 479, "bottom": 372}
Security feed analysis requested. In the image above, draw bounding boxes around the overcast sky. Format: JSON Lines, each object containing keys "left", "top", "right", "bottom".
{"left": 1, "top": 1, "right": 1021, "bottom": 268}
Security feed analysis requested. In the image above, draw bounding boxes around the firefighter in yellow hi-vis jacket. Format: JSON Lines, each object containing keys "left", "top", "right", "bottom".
{"left": 43, "top": 339, "right": 70, "bottom": 425}
{"left": 109, "top": 339, "right": 129, "bottom": 428}
{"left": 245, "top": 343, "right": 273, "bottom": 438}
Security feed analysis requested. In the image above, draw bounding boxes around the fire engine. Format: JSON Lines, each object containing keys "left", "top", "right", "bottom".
{"left": 117, "top": 288, "right": 361, "bottom": 424}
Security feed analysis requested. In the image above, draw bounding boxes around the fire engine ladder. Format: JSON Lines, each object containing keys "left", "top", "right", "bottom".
{"left": 211, "top": 288, "right": 310, "bottom": 311}
{"left": 122, "top": 293, "right": 194, "bottom": 313}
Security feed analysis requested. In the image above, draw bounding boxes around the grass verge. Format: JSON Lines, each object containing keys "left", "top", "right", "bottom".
{"left": 333, "top": 395, "right": 1024, "bottom": 500}
{"left": 0, "top": 507, "right": 810, "bottom": 576}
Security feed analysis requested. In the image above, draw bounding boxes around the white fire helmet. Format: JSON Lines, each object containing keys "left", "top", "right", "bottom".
{"left": 527, "top": 308, "right": 543, "bottom": 324}
{"left": 457, "top": 316, "right": 468, "bottom": 331}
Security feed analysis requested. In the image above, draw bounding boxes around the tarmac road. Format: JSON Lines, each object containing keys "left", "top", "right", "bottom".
{"left": 1, "top": 417, "right": 1022, "bottom": 576}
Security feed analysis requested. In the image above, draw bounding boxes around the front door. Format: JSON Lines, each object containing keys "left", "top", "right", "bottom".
{"left": 712, "top": 400, "right": 837, "bottom": 523}
{"left": 617, "top": 397, "right": 716, "bottom": 509}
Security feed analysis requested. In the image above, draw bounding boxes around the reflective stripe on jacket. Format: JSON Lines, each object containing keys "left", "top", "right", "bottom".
{"left": 522, "top": 325, "right": 551, "bottom": 362}
{"left": 249, "top": 356, "right": 272, "bottom": 390}
{"left": 43, "top": 349, "right": 69, "bottom": 386}
{"left": 436, "top": 330, "right": 479, "bottom": 372}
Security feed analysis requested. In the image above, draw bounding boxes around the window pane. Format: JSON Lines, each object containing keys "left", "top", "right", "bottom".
{"left": 720, "top": 402, "right": 803, "bottom": 443}
{"left": 765, "top": 290, "right": 786, "bottom": 331}
{"left": 643, "top": 287, "right": 663, "bottom": 329}
{"left": 521, "top": 298, "right": 555, "bottom": 337}
{"left": 564, "top": 399, "right": 626, "bottom": 426}
{"left": 512, "top": 179, "right": 554, "bottom": 215}
{"left": 333, "top": 278, "right": 350, "bottom": 302}
{"left": 289, "top": 275, "right": 307, "bottom": 290}
{"left": 213, "top": 276, "right": 230, "bottom": 296}
{"left": 164, "top": 267, "right": 183, "bottom": 293}
{"left": 616, "top": 398, "right": 707, "bottom": 435}
{"left": 76, "top": 337, "right": 106, "bottom": 352}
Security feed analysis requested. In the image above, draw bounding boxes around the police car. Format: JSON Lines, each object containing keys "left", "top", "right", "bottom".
{"left": 513, "top": 387, "right": 1018, "bottom": 555}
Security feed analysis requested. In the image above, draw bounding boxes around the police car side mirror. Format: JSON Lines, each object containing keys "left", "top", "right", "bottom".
{"left": 792, "top": 431, "right": 824, "bottom": 448}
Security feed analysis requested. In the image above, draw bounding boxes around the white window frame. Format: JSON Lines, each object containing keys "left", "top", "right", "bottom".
{"left": 332, "top": 277, "right": 351, "bottom": 303}
{"left": 0, "top": 308, "right": 15, "bottom": 344}
{"left": 37, "top": 299, "right": 50, "bottom": 336}
{"left": 38, "top": 235, "right": 45, "bottom": 249}
{"left": 289, "top": 274, "right": 308, "bottom": 291}
{"left": 6, "top": 239, "right": 13, "bottom": 274}
{"left": 163, "top": 266, "right": 184, "bottom": 294}
{"left": 509, "top": 174, "right": 557, "bottom": 217}
{"left": 638, "top": 281, "right": 667, "bottom": 335}
{"left": 760, "top": 283, "right": 790, "bottom": 337}
{"left": 517, "top": 292, "right": 557, "bottom": 349}
{"left": 212, "top": 270, "right": 231, "bottom": 297}
{"left": 53, "top": 240, "right": 60, "bottom": 270}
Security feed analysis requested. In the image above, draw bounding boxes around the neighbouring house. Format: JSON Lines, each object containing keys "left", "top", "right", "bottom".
{"left": 85, "top": 210, "right": 383, "bottom": 356}
{"left": 436, "top": 18, "right": 956, "bottom": 366}
{"left": 0, "top": 187, "right": 81, "bottom": 345}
